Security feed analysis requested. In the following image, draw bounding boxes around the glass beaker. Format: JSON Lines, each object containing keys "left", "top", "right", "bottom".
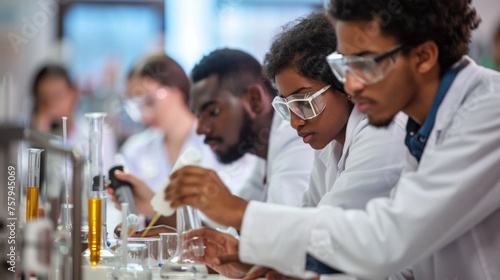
{"left": 112, "top": 244, "right": 152, "bottom": 280}
{"left": 159, "top": 233, "right": 177, "bottom": 264}
{"left": 159, "top": 207, "right": 208, "bottom": 279}
{"left": 26, "top": 148, "right": 44, "bottom": 221}
{"left": 117, "top": 237, "right": 160, "bottom": 269}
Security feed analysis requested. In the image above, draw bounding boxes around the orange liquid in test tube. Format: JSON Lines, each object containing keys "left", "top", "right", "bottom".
{"left": 26, "top": 186, "right": 39, "bottom": 221}
{"left": 88, "top": 197, "right": 102, "bottom": 266}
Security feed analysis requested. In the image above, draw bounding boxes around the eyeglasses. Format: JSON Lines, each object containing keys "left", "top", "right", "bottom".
{"left": 326, "top": 44, "right": 407, "bottom": 85}
{"left": 272, "top": 85, "right": 331, "bottom": 121}
{"left": 124, "top": 88, "right": 170, "bottom": 122}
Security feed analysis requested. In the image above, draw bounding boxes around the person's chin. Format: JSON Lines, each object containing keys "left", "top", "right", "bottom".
{"left": 215, "top": 148, "right": 246, "bottom": 165}
{"left": 309, "top": 139, "right": 328, "bottom": 150}
{"left": 217, "top": 155, "right": 237, "bottom": 165}
{"left": 214, "top": 150, "right": 230, "bottom": 164}
{"left": 147, "top": 122, "right": 160, "bottom": 129}
{"left": 368, "top": 115, "right": 394, "bottom": 128}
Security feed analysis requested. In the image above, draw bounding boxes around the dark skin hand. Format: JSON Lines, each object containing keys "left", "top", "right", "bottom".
{"left": 165, "top": 166, "right": 249, "bottom": 230}
{"left": 182, "top": 234, "right": 316, "bottom": 280}
{"left": 244, "top": 266, "right": 320, "bottom": 280}
{"left": 166, "top": 168, "right": 318, "bottom": 280}
{"left": 183, "top": 228, "right": 253, "bottom": 279}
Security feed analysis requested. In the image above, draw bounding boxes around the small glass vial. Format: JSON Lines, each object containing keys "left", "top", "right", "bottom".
{"left": 112, "top": 244, "right": 152, "bottom": 280}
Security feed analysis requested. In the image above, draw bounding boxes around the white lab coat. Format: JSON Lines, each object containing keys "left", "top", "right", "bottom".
{"left": 121, "top": 125, "right": 258, "bottom": 194}
{"left": 238, "top": 57, "right": 500, "bottom": 280}
{"left": 121, "top": 124, "right": 258, "bottom": 232}
{"left": 236, "top": 114, "right": 316, "bottom": 206}
{"left": 302, "top": 109, "right": 407, "bottom": 210}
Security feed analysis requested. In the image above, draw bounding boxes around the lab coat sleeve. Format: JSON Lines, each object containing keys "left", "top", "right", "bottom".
{"left": 239, "top": 94, "right": 500, "bottom": 279}
{"left": 318, "top": 122, "right": 405, "bottom": 210}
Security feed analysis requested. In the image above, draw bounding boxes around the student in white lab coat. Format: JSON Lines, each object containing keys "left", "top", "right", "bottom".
{"left": 165, "top": 12, "right": 406, "bottom": 278}
{"left": 30, "top": 64, "right": 117, "bottom": 171}
{"left": 121, "top": 53, "right": 255, "bottom": 195}
{"left": 111, "top": 53, "right": 257, "bottom": 228}
{"left": 30, "top": 64, "right": 120, "bottom": 234}
{"left": 187, "top": 48, "right": 316, "bottom": 206}
{"left": 167, "top": 1, "right": 500, "bottom": 279}
{"left": 116, "top": 49, "right": 316, "bottom": 237}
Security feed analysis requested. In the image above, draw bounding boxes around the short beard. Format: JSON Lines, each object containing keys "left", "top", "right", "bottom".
{"left": 368, "top": 116, "right": 394, "bottom": 128}
{"left": 216, "top": 110, "right": 256, "bottom": 164}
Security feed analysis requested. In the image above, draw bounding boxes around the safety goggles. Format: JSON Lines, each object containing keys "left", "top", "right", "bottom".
{"left": 326, "top": 44, "right": 407, "bottom": 85}
{"left": 272, "top": 85, "right": 331, "bottom": 121}
{"left": 124, "top": 88, "right": 169, "bottom": 122}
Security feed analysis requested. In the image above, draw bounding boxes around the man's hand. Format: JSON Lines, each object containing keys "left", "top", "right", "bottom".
{"left": 183, "top": 228, "right": 253, "bottom": 279}
{"left": 165, "top": 166, "right": 248, "bottom": 229}
{"left": 243, "top": 266, "right": 273, "bottom": 280}
{"left": 106, "top": 170, "right": 155, "bottom": 217}
{"left": 244, "top": 266, "right": 319, "bottom": 280}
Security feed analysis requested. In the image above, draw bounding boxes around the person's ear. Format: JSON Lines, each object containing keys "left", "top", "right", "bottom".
{"left": 243, "top": 84, "right": 268, "bottom": 115}
{"left": 412, "top": 41, "right": 439, "bottom": 75}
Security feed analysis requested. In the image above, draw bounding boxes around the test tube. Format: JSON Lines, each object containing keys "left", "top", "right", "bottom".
{"left": 85, "top": 112, "right": 106, "bottom": 266}
{"left": 121, "top": 203, "right": 129, "bottom": 266}
{"left": 61, "top": 116, "right": 72, "bottom": 230}
{"left": 26, "top": 148, "right": 44, "bottom": 221}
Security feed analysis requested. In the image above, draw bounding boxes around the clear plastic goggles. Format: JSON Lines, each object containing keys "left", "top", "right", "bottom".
{"left": 272, "top": 85, "right": 331, "bottom": 121}
{"left": 124, "top": 88, "right": 169, "bottom": 122}
{"left": 326, "top": 44, "right": 407, "bottom": 85}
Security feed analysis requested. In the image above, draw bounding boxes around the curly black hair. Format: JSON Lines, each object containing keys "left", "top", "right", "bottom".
{"left": 263, "top": 12, "right": 345, "bottom": 95}
{"left": 135, "top": 53, "right": 190, "bottom": 103}
{"left": 191, "top": 48, "right": 276, "bottom": 97}
{"left": 328, "top": 0, "right": 481, "bottom": 73}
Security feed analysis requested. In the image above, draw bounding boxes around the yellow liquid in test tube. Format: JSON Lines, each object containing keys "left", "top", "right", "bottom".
{"left": 26, "top": 186, "right": 39, "bottom": 221}
{"left": 88, "top": 197, "right": 102, "bottom": 266}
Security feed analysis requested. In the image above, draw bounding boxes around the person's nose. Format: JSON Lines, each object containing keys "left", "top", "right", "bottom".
{"left": 289, "top": 110, "right": 306, "bottom": 131}
{"left": 196, "top": 116, "right": 212, "bottom": 136}
{"left": 343, "top": 72, "right": 366, "bottom": 99}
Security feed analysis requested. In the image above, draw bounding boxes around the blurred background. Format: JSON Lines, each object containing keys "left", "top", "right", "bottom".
{"left": 0, "top": 0, "right": 325, "bottom": 143}
{"left": 0, "top": 0, "right": 499, "bottom": 142}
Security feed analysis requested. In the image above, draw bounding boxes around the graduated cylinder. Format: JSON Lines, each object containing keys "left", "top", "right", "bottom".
{"left": 86, "top": 112, "right": 106, "bottom": 266}
{"left": 26, "top": 148, "right": 44, "bottom": 221}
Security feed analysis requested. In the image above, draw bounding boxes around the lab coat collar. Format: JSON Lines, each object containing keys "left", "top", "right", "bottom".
{"left": 317, "top": 108, "right": 366, "bottom": 172}
{"left": 339, "top": 108, "right": 366, "bottom": 170}
{"left": 433, "top": 56, "right": 477, "bottom": 134}
{"left": 404, "top": 57, "right": 469, "bottom": 162}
